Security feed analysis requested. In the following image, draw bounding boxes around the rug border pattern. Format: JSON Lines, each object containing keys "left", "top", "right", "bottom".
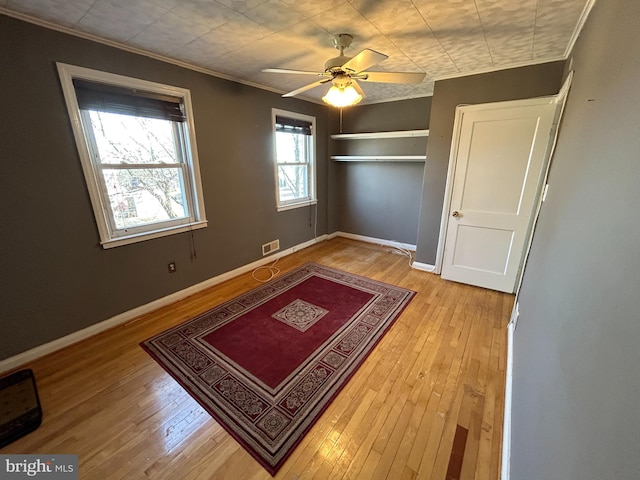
{"left": 141, "top": 262, "right": 415, "bottom": 474}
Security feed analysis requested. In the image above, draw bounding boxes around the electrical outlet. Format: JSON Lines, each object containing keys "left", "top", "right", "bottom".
{"left": 168, "top": 262, "right": 176, "bottom": 273}
{"left": 262, "top": 239, "right": 280, "bottom": 256}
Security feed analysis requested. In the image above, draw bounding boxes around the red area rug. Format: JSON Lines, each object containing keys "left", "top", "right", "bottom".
{"left": 141, "top": 262, "right": 415, "bottom": 475}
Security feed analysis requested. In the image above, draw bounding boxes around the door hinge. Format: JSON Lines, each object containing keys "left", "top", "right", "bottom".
{"left": 541, "top": 184, "right": 550, "bottom": 202}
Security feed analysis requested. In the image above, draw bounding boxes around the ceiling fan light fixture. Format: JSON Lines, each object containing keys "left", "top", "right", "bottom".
{"left": 322, "top": 84, "right": 362, "bottom": 108}
{"left": 266, "top": 33, "right": 413, "bottom": 103}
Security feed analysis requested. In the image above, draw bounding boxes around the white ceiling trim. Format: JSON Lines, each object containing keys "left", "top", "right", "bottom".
{"left": 563, "top": 0, "right": 598, "bottom": 58}
{"left": 1, "top": 0, "right": 594, "bottom": 107}
{"left": 432, "top": 55, "right": 567, "bottom": 82}
{"left": 0, "top": 7, "right": 294, "bottom": 100}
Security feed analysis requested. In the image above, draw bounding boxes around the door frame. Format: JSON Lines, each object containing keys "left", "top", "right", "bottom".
{"left": 501, "top": 71, "right": 573, "bottom": 480}
{"left": 433, "top": 93, "right": 565, "bottom": 280}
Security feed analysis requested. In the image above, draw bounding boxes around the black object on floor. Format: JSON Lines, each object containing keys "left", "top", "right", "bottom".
{"left": 0, "top": 369, "right": 42, "bottom": 448}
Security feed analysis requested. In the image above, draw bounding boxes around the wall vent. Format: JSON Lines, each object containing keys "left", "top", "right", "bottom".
{"left": 262, "top": 239, "right": 280, "bottom": 256}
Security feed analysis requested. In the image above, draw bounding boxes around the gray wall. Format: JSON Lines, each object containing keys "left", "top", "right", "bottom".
{"left": 0, "top": 15, "right": 330, "bottom": 360}
{"left": 331, "top": 98, "right": 431, "bottom": 245}
{"left": 510, "top": 1, "right": 640, "bottom": 479}
{"left": 415, "top": 61, "right": 565, "bottom": 264}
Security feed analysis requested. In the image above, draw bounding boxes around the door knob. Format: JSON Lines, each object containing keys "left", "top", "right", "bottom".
{"left": 452, "top": 211, "right": 460, "bottom": 217}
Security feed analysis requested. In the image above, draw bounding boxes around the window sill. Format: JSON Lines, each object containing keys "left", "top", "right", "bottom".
{"left": 100, "top": 221, "right": 207, "bottom": 249}
{"left": 277, "top": 199, "right": 318, "bottom": 212}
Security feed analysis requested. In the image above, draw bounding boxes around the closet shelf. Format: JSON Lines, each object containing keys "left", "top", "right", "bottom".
{"left": 330, "top": 129, "right": 429, "bottom": 140}
{"left": 331, "top": 155, "right": 426, "bottom": 162}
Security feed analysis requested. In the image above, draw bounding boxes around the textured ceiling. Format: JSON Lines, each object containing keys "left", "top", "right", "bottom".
{"left": 1, "top": 0, "right": 592, "bottom": 105}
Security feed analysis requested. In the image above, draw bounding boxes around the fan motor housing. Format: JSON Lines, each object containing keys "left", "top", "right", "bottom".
{"left": 331, "top": 74, "right": 353, "bottom": 88}
{"left": 324, "top": 55, "right": 351, "bottom": 72}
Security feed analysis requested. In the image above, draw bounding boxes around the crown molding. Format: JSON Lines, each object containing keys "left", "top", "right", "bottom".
{"left": 564, "top": 0, "right": 597, "bottom": 58}
{"left": 433, "top": 55, "right": 567, "bottom": 82}
{"left": 0, "top": 8, "right": 289, "bottom": 97}
{"left": 1, "top": 2, "right": 597, "bottom": 107}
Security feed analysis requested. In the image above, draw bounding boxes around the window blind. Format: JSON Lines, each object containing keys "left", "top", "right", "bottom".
{"left": 275, "top": 115, "right": 312, "bottom": 135}
{"left": 73, "top": 79, "right": 186, "bottom": 122}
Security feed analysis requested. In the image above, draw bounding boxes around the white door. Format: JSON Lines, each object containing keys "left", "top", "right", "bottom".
{"left": 440, "top": 98, "right": 557, "bottom": 293}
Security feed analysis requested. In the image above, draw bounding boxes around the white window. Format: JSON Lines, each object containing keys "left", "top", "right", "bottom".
{"left": 57, "top": 63, "right": 207, "bottom": 248}
{"left": 272, "top": 109, "right": 317, "bottom": 211}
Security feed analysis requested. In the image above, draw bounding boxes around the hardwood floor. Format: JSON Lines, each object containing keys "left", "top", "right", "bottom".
{"left": 0, "top": 238, "right": 513, "bottom": 479}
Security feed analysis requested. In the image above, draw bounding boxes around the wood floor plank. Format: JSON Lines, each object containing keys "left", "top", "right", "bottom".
{"left": 0, "top": 238, "right": 512, "bottom": 480}
{"left": 330, "top": 372, "right": 406, "bottom": 479}
{"left": 371, "top": 400, "right": 415, "bottom": 479}
{"left": 460, "top": 395, "right": 484, "bottom": 480}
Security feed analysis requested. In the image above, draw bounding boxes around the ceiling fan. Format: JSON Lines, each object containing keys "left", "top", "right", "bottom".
{"left": 262, "top": 34, "right": 426, "bottom": 107}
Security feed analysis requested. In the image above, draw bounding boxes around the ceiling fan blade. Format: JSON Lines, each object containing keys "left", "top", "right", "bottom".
{"left": 283, "top": 78, "right": 332, "bottom": 98}
{"left": 351, "top": 79, "right": 366, "bottom": 98}
{"left": 263, "top": 68, "right": 327, "bottom": 76}
{"left": 358, "top": 71, "right": 426, "bottom": 84}
{"left": 341, "top": 49, "right": 388, "bottom": 73}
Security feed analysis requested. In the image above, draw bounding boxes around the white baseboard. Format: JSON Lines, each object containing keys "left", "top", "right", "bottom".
{"left": 411, "top": 261, "right": 436, "bottom": 273}
{"left": 330, "top": 232, "right": 436, "bottom": 273}
{"left": 0, "top": 235, "right": 328, "bottom": 374}
{"left": 501, "top": 311, "right": 517, "bottom": 480}
{"left": 330, "top": 231, "right": 417, "bottom": 251}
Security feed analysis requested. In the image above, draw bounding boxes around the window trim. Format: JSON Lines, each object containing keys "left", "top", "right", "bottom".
{"left": 271, "top": 108, "right": 317, "bottom": 212}
{"left": 57, "top": 63, "right": 207, "bottom": 248}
